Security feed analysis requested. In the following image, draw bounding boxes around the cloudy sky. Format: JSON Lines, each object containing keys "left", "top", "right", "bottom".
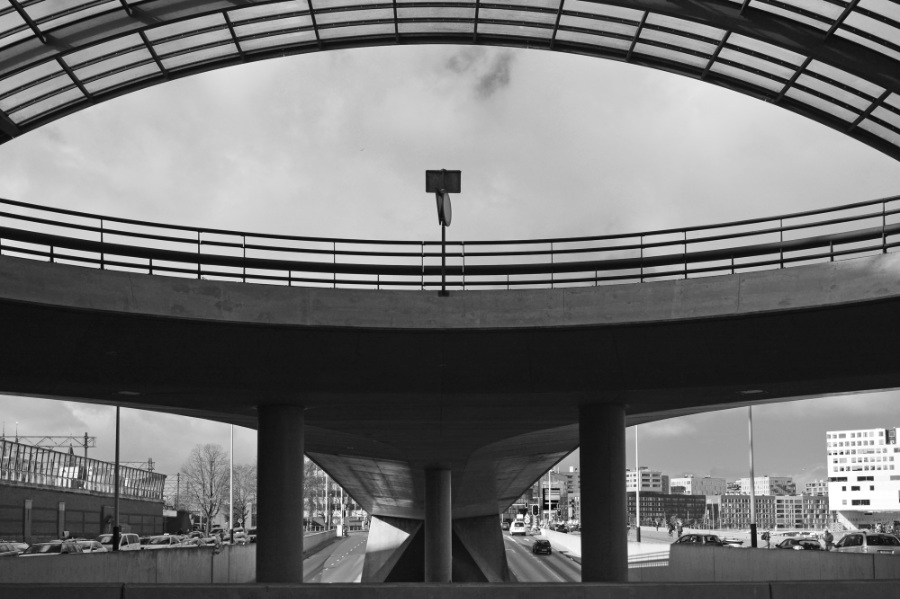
{"left": 1, "top": 44, "right": 900, "bottom": 491}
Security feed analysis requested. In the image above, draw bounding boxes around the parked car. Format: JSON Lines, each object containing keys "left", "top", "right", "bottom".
{"left": 0, "top": 542, "right": 26, "bottom": 557}
{"left": 720, "top": 537, "right": 744, "bottom": 547}
{"left": 76, "top": 539, "right": 108, "bottom": 553}
{"left": 97, "top": 532, "right": 141, "bottom": 551}
{"left": 247, "top": 528, "right": 257, "bottom": 543}
{"left": 532, "top": 539, "right": 552, "bottom": 555}
{"left": 554, "top": 524, "right": 569, "bottom": 534}
{"left": 509, "top": 521, "right": 527, "bottom": 536}
{"left": 775, "top": 538, "right": 824, "bottom": 551}
{"left": 834, "top": 532, "right": 900, "bottom": 555}
{"left": 143, "top": 535, "right": 182, "bottom": 550}
{"left": 19, "top": 540, "right": 83, "bottom": 556}
{"left": 672, "top": 534, "right": 726, "bottom": 546}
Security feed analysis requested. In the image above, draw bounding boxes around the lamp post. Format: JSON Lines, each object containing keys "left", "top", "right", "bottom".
{"left": 748, "top": 406, "right": 758, "bottom": 548}
{"left": 425, "top": 170, "right": 461, "bottom": 296}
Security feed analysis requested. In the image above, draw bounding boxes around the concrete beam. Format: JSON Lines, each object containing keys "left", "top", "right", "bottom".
{"left": 361, "top": 515, "right": 423, "bottom": 583}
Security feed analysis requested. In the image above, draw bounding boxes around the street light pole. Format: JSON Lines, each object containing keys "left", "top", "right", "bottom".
{"left": 748, "top": 406, "right": 758, "bottom": 548}
{"left": 635, "top": 426, "right": 641, "bottom": 542}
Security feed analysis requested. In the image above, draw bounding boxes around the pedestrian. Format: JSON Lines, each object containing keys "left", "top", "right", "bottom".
{"left": 761, "top": 530, "right": 770, "bottom": 548}
{"left": 655, "top": 519, "right": 660, "bottom": 532}
{"left": 676, "top": 520, "right": 683, "bottom": 537}
{"left": 823, "top": 529, "right": 834, "bottom": 551}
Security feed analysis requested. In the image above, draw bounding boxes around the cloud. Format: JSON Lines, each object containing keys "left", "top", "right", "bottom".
{"left": 444, "top": 47, "right": 516, "bottom": 99}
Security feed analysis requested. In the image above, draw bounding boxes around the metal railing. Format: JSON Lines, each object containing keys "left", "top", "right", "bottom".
{"left": 1, "top": 195, "right": 899, "bottom": 290}
{"left": 0, "top": 439, "right": 165, "bottom": 500}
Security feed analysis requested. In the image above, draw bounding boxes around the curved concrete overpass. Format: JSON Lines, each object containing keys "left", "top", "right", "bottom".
{"left": 3, "top": 250, "right": 900, "bottom": 525}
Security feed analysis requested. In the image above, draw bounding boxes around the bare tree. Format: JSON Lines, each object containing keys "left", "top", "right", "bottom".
{"left": 181, "top": 443, "right": 229, "bottom": 533}
{"left": 231, "top": 463, "right": 257, "bottom": 528}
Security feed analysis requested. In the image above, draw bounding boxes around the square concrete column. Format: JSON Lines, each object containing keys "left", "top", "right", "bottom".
{"left": 424, "top": 467, "right": 452, "bottom": 582}
{"left": 257, "top": 404, "right": 305, "bottom": 583}
{"left": 579, "top": 402, "right": 627, "bottom": 582}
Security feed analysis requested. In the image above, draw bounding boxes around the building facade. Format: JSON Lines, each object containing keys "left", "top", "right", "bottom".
{"left": 669, "top": 475, "right": 726, "bottom": 496}
{"left": 737, "top": 475, "right": 796, "bottom": 496}
{"left": 626, "top": 467, "right": 668, "bottom": 494}
{"left": 826, "top": 427, "right": 900, "bottom": 530}
{"left": 627, "top": 492, "right": 706, "bottom": 527}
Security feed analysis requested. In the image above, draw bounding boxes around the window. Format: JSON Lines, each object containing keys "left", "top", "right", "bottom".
{"left": 851, "top": 500, "right": 871, "bottom": 506}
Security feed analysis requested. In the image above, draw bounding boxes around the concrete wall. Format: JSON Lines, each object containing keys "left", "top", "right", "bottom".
{"left": 630, "top": 544, "right": 900, "bottom": 583}
{"left": 3, "top": 581, "right": 900, "bottom": 599}
{"left": 0, "top": 482, "right": 163, "bottom": 542}
{"left": 0, "top": 544, "right": 255, "bottom": 584}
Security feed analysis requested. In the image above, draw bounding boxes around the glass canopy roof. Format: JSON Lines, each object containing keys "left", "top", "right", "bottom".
{"left": 0, "top": 0, "right": 898, "bottom": 159}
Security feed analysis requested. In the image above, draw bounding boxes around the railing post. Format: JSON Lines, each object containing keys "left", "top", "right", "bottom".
{"left": 683, "top": 231, "right": 688, "bottom": 280}
{"left": 461, "top": 242, "right": 465, "bottom": 290}
{"left": 243, "top": 235, "right": 246, "bottom": 283}
{"left": 883, "top": 202, "right": 887, "bottom": 254}
{"left": 640, "top": 235, "right": 644, "bottom": 283}
{"left": 149, "top": 257, "right": 153, "bottom": 275}
{"left": 830, "top": 241, "right": 834, "bottom": 262}
{"left": 100, "top": 218, "right": 105, "bottom": 271}
{"left": 779, "top": 219, "right": 784, "bottom": 269}
{"left": 550, "top": 242, "right": 555, "bottom": 289}
{"left": 333, "top": 241, "right": 336, "bottom": 289}
{"left": 421, "top": 242, "right": 425, "bottom": 290}
{"left": 197, "top": 231, "right": 201, "bottom": 279}
{"left": 50, "top": 244, "right": 54, "bottom": 264}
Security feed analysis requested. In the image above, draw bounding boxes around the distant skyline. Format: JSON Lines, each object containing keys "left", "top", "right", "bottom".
{"left": 1, "top": 44, "right": 899, "bottom": 492}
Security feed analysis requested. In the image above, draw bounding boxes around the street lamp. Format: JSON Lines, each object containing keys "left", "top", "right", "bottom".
{"left": 425, "top": 169, "right": 461, "bottom": 297}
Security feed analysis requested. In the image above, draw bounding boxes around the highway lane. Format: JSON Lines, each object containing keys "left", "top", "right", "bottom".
{"left": 303, "top": 532, "right": 368, "bottom": 583}
{"left": 504, "top": 531, "right": 581, "bottom": 582}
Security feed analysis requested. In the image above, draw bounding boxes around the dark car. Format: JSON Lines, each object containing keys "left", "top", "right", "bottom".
{"left": 532, "top": 539, "right": 552, "bottom": 555}
{"left": 775, "top": 538, "right": 824, "bottom": 551}
{"left": 19, "top": 540, "right": 83, "bottom": 556}
{"left": 501, "top": 521, "right": 510, "bottom": 531}
{"left": 672, "top": 534, "right": 726, "bottom": 546}
{"left": 834, "top": 532, "right": 900, "bottom": 555}
{"left": 554, "top": 524, "right": 569, "bottom": 534}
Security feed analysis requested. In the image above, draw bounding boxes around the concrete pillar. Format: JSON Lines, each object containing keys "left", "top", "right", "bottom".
{"left": 580, "top": 402, "right": 627, "bottom": 582}
{"left": 257, "top": 404, "right": 305, "bottom": 583}
{"left": 424, "top": 467, "right": 452, "bottom": 583}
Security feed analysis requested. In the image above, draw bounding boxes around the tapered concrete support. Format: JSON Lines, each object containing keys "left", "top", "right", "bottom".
{"left": 256, "top": 404, "right": 305, "bottom": 583}
{"left": 452, "top": 515, "right": 511, "bottom": 582}
{"left": 580, "top": 402, "right": 627, "bottom": 582}
{"left": 361, "top": 515, "right": 424, "bottom": 582}
{"left": 425, "top": 467, "right": 452, "bottom": 583}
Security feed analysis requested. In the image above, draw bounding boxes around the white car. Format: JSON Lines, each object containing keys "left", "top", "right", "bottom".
{"left": 97, "top": 532, "right": 141, "bottom": 551}
{"left": 143, "top": 535, "right": 182, "bottom": 550}
{"left": 509, "top": 521, "right": 527, "bottom": 536}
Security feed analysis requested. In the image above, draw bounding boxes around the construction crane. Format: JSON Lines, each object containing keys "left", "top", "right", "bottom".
{"left": 3, "top": 432, "right": 96, "bottom": 458}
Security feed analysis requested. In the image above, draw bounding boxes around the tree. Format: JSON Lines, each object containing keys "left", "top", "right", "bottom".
{"left": 231, "top": 463, "right": 257, "bottom": 528}
{"left": 181, "top": 443, "right": 230, "bottom": 533}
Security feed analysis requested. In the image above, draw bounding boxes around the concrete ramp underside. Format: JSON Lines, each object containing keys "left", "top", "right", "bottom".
{"left": 362, "top": 515, "right": 510, "bottom": 582}
{"left": 4, "top": 254, "right": 900, "bottom": 523}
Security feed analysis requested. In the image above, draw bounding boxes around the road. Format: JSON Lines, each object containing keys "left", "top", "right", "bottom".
{"left": 303, "top": 532, "right": 368, "bottom": 583}
{"left": 504, "top": 531, "right": 581, "bottom": 582}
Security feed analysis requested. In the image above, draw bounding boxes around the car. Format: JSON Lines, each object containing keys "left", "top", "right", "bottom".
{"left": 720, "top": 537, "right": 744, "bottom": 547}
{"left": 0, "top": 542, "right": 26, "bottom": 557}
{"left": 76, "top": 539, "right": 108, "bottom": 553}
{"left": 500, "top": 521, "right": 510, "bottom": 530}
{"left": 554, "top": 524, "right": 569, "bottom": 534}
{"left": 672, "top": 534, "right": 726, "bottom": 546}
{"left": 509, "top": 521, "right": 527, "bottom": 536}
{"left": 775, "top": 538, "right": 824, "bottom": 551}
{"left": 246, "top": 528, "right": 257, "bottom": 543}
{"left": 19, "top": 540, "right": 83, "bottom": 556}
{"left": 143, "top": 535, "right": 182, "bottom": 550}
{"left": 834, "top": 532, "right": 900, "bottom": 555}
{"left": 97, "top": 532, "right": 141, "bottom": 551}
{"left": 532, "top": 539, "right": 552, "bottom": 555}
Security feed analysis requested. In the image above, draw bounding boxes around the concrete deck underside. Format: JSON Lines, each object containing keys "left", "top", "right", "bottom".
{"left": 2, "top": 252, "right": 900, "bottom": 520}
